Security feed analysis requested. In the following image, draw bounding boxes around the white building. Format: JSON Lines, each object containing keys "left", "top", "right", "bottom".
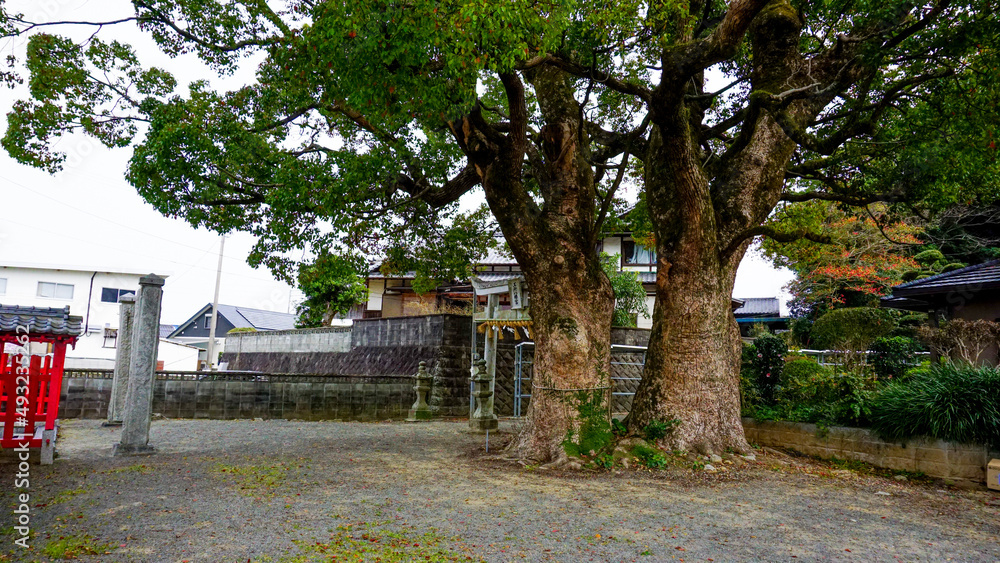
{"left": 0, "top": 262, "right": 198, "bottom": 370}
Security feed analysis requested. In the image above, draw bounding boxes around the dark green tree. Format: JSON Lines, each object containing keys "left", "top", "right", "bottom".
{"left": 600, "top": 253, "right": 649, "bottom": 328}
{"left": 295, "top": 254, "right": 369, "bottom": 328}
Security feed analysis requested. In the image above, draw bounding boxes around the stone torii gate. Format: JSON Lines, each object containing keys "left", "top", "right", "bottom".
{"left": 469, "top": 274, "right": 530, "bottom": 433}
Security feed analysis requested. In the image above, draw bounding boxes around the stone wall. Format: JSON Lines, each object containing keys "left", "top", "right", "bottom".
{"left": 221, "top": 315, "right": 473, "bottom": 416}
{"left": 226, "top": 327, "right": 352, "bottom": 354}
{"left": 60, "top": 371, "right": 415, "bottom": 421}
{"left": 219, "top": 316, "right": 651, "bottom": 418}
{"left": 743, "top": 418, "right": 996, "bottom": 484}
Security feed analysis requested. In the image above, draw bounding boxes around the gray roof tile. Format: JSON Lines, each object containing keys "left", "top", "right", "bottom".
{"left": 0, "top": 305, "right": 83, "bottom": 336}
{"left": 891, "top": 259, "right": 1000, "bottom": 296}
{"left": 733, "top": 297, "right": 780, "bottom": 317}
{"left": 234, "top": 306, "right": 297, "bottom": 331}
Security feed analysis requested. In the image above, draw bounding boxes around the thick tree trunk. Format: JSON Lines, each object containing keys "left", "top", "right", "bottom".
{"left": 458, "top": 66, "right": 615, "bottom": 463}
{"left": 508, "top": 255, "right": 614, "bottom": 463}
{"left": 626, "top": 238, "right": 750, "bottom": 454}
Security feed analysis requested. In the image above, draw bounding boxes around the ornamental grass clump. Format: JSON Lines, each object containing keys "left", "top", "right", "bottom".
{"left": 870, "top": 363, "right": 1000, "bottom": 449}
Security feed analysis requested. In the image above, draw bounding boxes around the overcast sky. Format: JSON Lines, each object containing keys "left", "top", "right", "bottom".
{"left": 1, "top": 1, "right": 794, "bottom": 325}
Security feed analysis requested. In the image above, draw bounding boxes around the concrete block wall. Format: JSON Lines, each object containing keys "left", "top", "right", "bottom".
{"left": 220, "top": 315, "right": 473, "bottom": 416}
{"left": 226, "top": 327, "right": 352, "bottom": 354}
{"left": 60, "top": 374, "right": 415, "bottom": 421}
{"left": 743, "top": 418, "right": 995, "bottom": 484}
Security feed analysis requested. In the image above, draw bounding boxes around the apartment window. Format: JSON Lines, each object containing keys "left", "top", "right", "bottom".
{"left": 204, "top": 314, "right": 213, "bottom": 328}
{"left": 0, "top": 278, "right": 6, "bottom": 295}
{"left": 101, "top": 288, "right": 134, "bottom": 303}
{"left": 37, "top": 282, "right": 74, "bottom": 300}
{"left": 621, "top": 240, "right": 656, "bottom": 265}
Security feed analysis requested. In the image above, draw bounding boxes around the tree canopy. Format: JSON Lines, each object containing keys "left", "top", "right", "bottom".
{"left": 295, "top": 253, "right": 369, "bottom": 328}
{"left": 4, "top": 0, "right": 999, "bottom": 457}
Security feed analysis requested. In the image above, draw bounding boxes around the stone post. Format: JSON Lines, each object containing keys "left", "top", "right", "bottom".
{"left": 484, "top": 294, "right": 498, "bottom": 419}
{"left": 470, "top": 358, "right": 498, "bottom": 433}
{"left": 105, "top": 293, "right": 136, "bottom": 426}
{"left": 407, "top": 361, "right": 433, "bottom": 421}
{"left": 114, "top": 274, "right": 164, "bottom": 456}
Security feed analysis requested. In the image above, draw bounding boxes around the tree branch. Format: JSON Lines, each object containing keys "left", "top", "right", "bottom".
{"left": 723, "top": 224, "right": 831, "bottom": 256}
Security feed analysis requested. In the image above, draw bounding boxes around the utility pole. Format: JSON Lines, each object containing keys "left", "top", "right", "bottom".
{"left": 205, "top": 235, "right": 225, "bottom": 370}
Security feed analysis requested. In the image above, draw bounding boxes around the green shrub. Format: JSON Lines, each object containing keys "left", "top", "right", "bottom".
{"left": 870, "top": 363, "right": 1000, "bottom": 448}
{"left": 227, "top": 327, "right": 257, "bottom": 334}
{"left": 750, "top": 333, "right": 786, "bottom": 403}
{"left": 642, "top": 419, "right": 679, "bottom": 442}
{"left": 811, "top": 307, "right": 897, "bottom": 351}
{"left": 562, "top": 391, "right": 613, "bottom": 457}
{"left": 747, "top": 358, "right": 878, "bottom": 427}
{"left": 740, "top": 342, "right": 763, "bottom": 409}
{"left": 869, "top": 336, "right": 920, "bottom": 380}
{"left": 631, "top": 444, "right": 668, "bottom": 469}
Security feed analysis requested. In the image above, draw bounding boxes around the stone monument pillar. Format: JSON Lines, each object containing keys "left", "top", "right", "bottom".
{"left": 105, "top": 293, "right": 136, "bottom": 426}
{"left": 406, "top": 361, "right": 433, "bottom": 421}
{"left": 114, "top": 274, "right": 164, "bottom": 456}
{"left": 470, "top": 293, "right": 500, "bottom": 433}
{"left": 470, "top": 358, "right": 498, "bottom": 433}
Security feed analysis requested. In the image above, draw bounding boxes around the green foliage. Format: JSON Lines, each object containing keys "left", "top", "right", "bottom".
{"left": 870, "top": 364, "right": 1000, "bottom": 449}
{"left": 43, "top": 535, "right": 114, "bottom": 559}
{"left": 748, "top": 358, "right": 878, "bottom": 428}
{"left": 295, "top": 254, "right": 368, "bottom": 328}
{"left": 642, "top": 418, "right": 679, "bottom": 442}
{"left": 630, "top": 444, "right": 668, "bottom": 469}
{"left": 600, "top": 253, "right": 648, "bottom": 327}
{"left": 869, "top": 337, "right": 921, "bottom": 380}
{"left": 810, "top": 308, "right": 897, "bottom": 351}
{"left": 610, "top": 417, "right": 627, "bottom": 437}
{"left": 593, "top": 452, "right": 615, "bottom": 469}
{"left": 562, "top": 390, "right": 613, "bottom": 458}
{"left": 227, "top": 327, "right": 258, "bottom": 334}
{"left": 748, "top": 334, "right": 787, "bottom": 403}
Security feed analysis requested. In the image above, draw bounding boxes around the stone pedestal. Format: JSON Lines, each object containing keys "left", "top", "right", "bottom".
{"left": 105, "top": 293, "right": 136, "bottom": 427}
{"left": 114, "top": 274, "right": 164, "bottom": 457}
{"left": 407, "top": 361, "right": 434, "bottom": 421}
{"left": 469, "top": 358, "right": 498, "bottom": 433}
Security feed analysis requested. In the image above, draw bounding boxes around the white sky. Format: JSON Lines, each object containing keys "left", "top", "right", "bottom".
{"left": 0, "top": 1, "right": 794, "bottom": 324}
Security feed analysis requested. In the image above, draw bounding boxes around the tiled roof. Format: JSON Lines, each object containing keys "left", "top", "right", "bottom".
{"left": 233, "top": 306, "right": 297, "bottom": 331}
{"left": 0, "top": 305, "right": 83, "bottom": 336}
{"left": 159, "top": 324, "right": 177, "bottom": 338}
{"left": 733, "top": 297, "right": 781, "bottom": 317}
{"left": 890, "top": 259, "right": 1000, "bottom": 297}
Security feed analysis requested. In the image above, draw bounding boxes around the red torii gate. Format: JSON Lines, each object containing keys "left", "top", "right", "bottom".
{"left": 0, "top": 305, "right": 81, "bottom": 464}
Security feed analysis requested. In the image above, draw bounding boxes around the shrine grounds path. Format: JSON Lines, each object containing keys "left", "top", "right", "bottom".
{"left": 1, "top": 419, "right": 999, "bottom": 562}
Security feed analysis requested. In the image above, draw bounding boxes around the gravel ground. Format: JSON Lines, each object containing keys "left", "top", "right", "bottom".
{"left": 1, "top": 419, "right": 998, "bottom": 562}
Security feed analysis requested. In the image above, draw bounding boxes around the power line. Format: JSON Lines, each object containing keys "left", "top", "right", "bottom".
{"left": 2, "top": 173, "right": 258, "bottom": 266}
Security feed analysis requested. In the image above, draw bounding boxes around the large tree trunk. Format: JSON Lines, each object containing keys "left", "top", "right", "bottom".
{"left": 625, "top": 124, "right": 752, "bottom": 454}
{"left": 508, "top": 253, "right": 614, "bottom": 462}
{"left": 626, "top": 239, "right": 750, "bottom": 453}
{"left": 626, "top": 0, "right": 816, "bottom": 453}
{"left": 455, "top": 67, "right": 615, "bottom": 463}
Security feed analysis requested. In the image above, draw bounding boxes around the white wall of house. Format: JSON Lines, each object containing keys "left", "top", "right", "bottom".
{"left": 0, "top": 263, "right": 149, "bottom": 332}
{"left": 0, "top": 262, "right": 186, "bottom": 365}
{"left": 64, "top": 337, "right": 201, "bottom": 371}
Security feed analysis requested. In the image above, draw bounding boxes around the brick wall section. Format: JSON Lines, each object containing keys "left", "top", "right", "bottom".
{"left": 60, "top": 372, "right": 414, "bottom": 421}
{"left": 743, "top": 418, "right": 996, "bottom": 484}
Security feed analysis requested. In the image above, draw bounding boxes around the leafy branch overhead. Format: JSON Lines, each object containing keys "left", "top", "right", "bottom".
{"left": 4, "top": 1, "right": 997, "bottom": 271}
